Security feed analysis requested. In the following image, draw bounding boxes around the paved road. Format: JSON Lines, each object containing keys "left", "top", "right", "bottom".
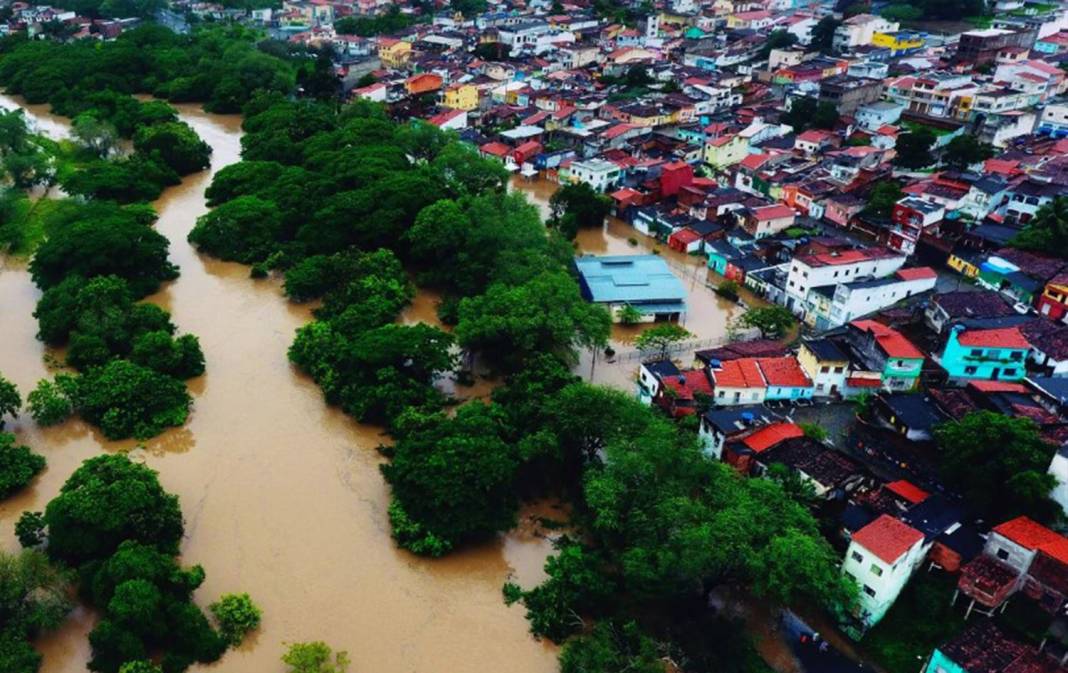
{"left": 781, "top": 610, "right": 878, "bottom": 673}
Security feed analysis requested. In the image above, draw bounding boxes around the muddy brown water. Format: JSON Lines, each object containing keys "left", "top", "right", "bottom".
{"left": 0, "top": 95, "right": 559, "bottom": 673}
{"left": 510, "top": 175, "right": 742, "bottom": 390}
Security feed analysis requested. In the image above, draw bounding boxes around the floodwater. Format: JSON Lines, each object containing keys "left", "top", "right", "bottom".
{"left": 0, "top": 95, "right": 559, "bottom": 673}
{"left": 510, "top": 175, "right": 742, "bottom": 389}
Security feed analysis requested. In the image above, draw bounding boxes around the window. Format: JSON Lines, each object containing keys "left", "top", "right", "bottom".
{"left": 718, "top": 391, "right": 725, "bottom": 398}
{"left": 820, "top": 366, "right": 830, "bottom": 373}
{"left": 845, "top": 571, "right": 856, "bottom": 582}
{"left": 1004, "top": 368, "right": 1016, "bottom": 376}
{"left": 833, "top": 366, "right": 844, "bottom": 373}
{"left": 851, "top": 551, "right": 864, "bottom": 563}
{"left": 965, "top": 366, "right": 977, "bottom": 375}
{"left": 970, "top": 349, "right": 983, "bottom": 356}
{"left": 870, "top": 564, "right": 883, "bottom": 577}
{"left": 863, "top": 585, "right": 877, "bottom": 598}
{"left": 1010, "top": 351, "right": 1023, "bottom": 361}
{"left": 996, "top": 548, "right": 1009, "bottom": 561}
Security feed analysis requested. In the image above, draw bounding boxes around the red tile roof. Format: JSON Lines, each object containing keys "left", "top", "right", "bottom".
{"left": 885, "top": 480, "right": 929, "bottom": 505}
{"left": 740, "top": 153, "right": 772, "bottom": 171}
{"left": 852, "top": 514, "right": 924, "bottom": 564}
{"left": 993, "top": 516, "right": 1068, "bottom": 565}
{"left": 713, "top": 358, "right": 766, "bottom": 389}
{"left": 661, "top": 369, "right": 713, "bottom": 400}
{"left": 956, "top": 327, "right": 1030, "bottom": 350}
{"left": 752, "top": 204, "right": 795, "bottom": 221}
{"left": 847, "top": 376, "right": 882, "bottom": 388}
{"left": 742, "top": 422, "right": 804, "bottom": 453}
{"left": 851, "top": 320, "right": 925, "bottom": 359}
{"left": 968, "top": 380, "right": 1028, "bottom": 394}
{"left": 895, "top": 267, "right": 937, "bottom": 281}
{"left": 757, "top": 356, "right": 812, "bottom": 388}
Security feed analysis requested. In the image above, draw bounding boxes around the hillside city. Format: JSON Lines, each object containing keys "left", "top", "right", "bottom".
{"left": 1, "top": 1, "right": 1068, "bottom": 673}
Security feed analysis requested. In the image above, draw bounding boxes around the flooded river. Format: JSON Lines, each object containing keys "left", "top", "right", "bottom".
{"left": 0, "top": 95, "right": 559, "bottom": 673}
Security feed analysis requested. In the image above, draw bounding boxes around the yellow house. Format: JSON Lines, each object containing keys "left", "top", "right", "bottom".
{"left": 947, "top": 251, "right": 980, "bottom": 278}
{"left": 378, "top": 38, "right": 411, "bottom": 68}
{"left": 443, "top": 84, "right": 479, "bottom": 111}
{"left": 871, "top": 31, "right": 925, "bottom": 54}
{"left": 703, "top": 133, "right": 748, "bottom": 169}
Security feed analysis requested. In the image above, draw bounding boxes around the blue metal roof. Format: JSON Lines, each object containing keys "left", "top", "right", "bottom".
{"left": 574, "top": 255, "right": 687, "bottom": 308}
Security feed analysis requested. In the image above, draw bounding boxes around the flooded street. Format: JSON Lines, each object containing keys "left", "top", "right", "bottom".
{"left": 0, "top": 96, "right": 558, "bottom": 673}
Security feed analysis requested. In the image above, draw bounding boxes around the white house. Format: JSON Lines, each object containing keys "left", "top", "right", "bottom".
{"left": 1050, "top": 446, "right": 1068, "bottom": 514}
{"left": 783, "top": 247, "right": 906, "bottom": 315}
{"left": 855, "top": 101, "right": 904, "bottom": 131}
{"left": 563, "top": 158, "right": 623, "bottom": 192}
{"left": 841, "top": 514, "right": 927, "bottom": 633}
{"left": 709, "top": 358, "right": 768, "bottom": 406}
{"left": 833, "top": 14, "right": 898, "bottom": 53}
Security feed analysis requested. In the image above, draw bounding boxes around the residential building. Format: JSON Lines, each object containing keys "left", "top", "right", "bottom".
{"left": 841, "top": 514, "right": 927, "bottom": 635}
{"left": 819, "top": 75, "right": 884, "bottom": 115}
{"left": 955, "top": 516, "right": 1068, "bottom": 618}
{"left": 378, "top": 37, "right": 411, "bottom": 68}
{"left": 953, "top": 27, "right": 1038, "bottom": 66}
{"left": 938, "top": 325, "right": 1030, "bottom": 381}
{"left": 1037, "top": 271, "right": 1068, "bottom": 322}
{"left": 740, "top": 204, "right": 796, "bottom": 239}
{"left": 575, "top": 254, "right": 687, "bottom": 322}
{"left": 562, "top": 158, "right": 623, "bottom": 192}
{"left": 698, "top": 406, "right": 782, "bottom": 459}
{"left": 833, "top": 14, "right": 898, "bottom": 53}
{"left": 888, "top": 197, "right": 944, "bottom": 256}
{"left": 798, "top": 337, "right": 849, "bottom": 397}
{"left": 844, "top": 320, "right": 925, "bottom": 391}
{"left": 442, "top": 83, "right": 479, "bottom": 111}
{"left": 710, "top": 358, "right": 768, "bottom": 406}
{"left": 870, "top": 30, "right": 925, "bottom": 56}
{"left": 886, "top": 72, "right": 979, "bottom": 121}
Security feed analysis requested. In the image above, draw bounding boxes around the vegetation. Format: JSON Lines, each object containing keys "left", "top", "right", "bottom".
{"left": 934, "top": 412, "right": 1062, "bottom": 523}
{"left": 22, "top": 455, "right": 254, "bottom": 673}
{"left": 781, "top": 98, "right": 839, "bottom": 133}
{"left": 0, "top": 432, "right": 46, "bottom": 499}
{"left": 633, "top": 323, "right": 690, "bottom": 360}
{"left": 548, "top": 182, "right": 612, "bottom": 240}
{"left": 942, "top": 134, "right": 994, "bottom": 171}
{"left": 739, "top": 305, "right": 795, "bottom": 338}
{"left": 861, "top": 573, "right": 964, "bottom": 673}
{"left": 863, "top": 180, "right": 903, "bottom": 220}
{"left": 893, "top": 129, "right": 937, "bottom": 169}
{"left": 334, "top": 6, "right": 417, "bottom": 36}
{"left": 209, "top": 594, "right": 262, "bottom": 646}
{"left": 0, "top": 372, "right": 19, "bottom": 427}
{"left": 282, "top": 642, "right": 350, "bottom": 673}
{"left": 809, "top": 17, "right": 841, "bottom": 54}
{"left": 1012, "top": 196, "right": 1068, "bottom": 259}
{"left": 0, "top": 549, "right": 72, "bottom": 673}
{"left": 758, "top": 30, "right": 799, "bottom": 59}
{"left": 715, "top": 280, "right": 740, "bottom": 301}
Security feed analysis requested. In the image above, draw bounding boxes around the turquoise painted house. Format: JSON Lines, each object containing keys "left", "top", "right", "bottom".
{"left": 938, "top": 325, "right": 1030, "bottom": 381}
{"left": 923, "top": 621, "right": 1055, "bottom": 673}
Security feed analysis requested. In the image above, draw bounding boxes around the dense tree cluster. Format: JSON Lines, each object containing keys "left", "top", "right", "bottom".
{"left": 15, "top": 455, "right": 258, "bottom": 673}
{"left": 24, "top": 206, "right": 201, "bottom": 439}
{"left": 1012, "top": 196, "right": 1068, "bottom": 259}
{"left": 548, "top": 182, "right": 612, "bottom": 240}
{"left": 0, "top": 375, "right": 47, "bottom": 499}
{"left": 0, "top": 549, "right": 72, "bottom": 673}
{"left": 934, "top": 412, "right": 1062, "bottom": 522}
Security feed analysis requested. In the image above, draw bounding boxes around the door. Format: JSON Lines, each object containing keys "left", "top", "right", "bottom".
{"left": 991, "top": 368, "right": 1000, "bottom": 380}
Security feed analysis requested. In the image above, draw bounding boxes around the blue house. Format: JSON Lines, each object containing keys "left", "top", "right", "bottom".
{"left": 574, "top": 255, "right": 687, "bottom": 323}
{"left": 938, "top": 325, "right": 1030, "bottom": 381}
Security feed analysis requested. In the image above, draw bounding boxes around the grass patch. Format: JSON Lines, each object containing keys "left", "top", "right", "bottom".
{"left": 903, "top": 120, "right": 953, "bottom": 137}
{"left": 860, "top": 572, "right": 965, "bottom": 673}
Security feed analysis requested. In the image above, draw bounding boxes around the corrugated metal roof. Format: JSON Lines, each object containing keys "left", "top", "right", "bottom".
{"left": 575, "top": 255, "right": 687, "bottom": 306}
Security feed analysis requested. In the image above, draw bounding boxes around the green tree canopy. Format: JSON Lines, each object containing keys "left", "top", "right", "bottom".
{"left": 456, "top": 272, "right": 611, "bottom": 372}
{"left": 29, "top": 210, "right": 176, "bottom": 296}
{"left": 893, "top": 129, "right": 937, "bottom": 169}
{"left": 383, "top": 403, "right": 521, "bottom": 555}
{"left": 738, "top": 305, "right": 795, "bottom": 338}
{"left": 934, "top": 411, "right": 1062, "bottom": 522}
{"left": 1012, "top": 197, "right": 1068, "bottom": 259}
{"left": 0, "top": 432, "right": 46, "bottom": 499}
{"left": 942, "top": 134, "right": 993, "bottom": 171}
{"left": 42, "top": 455, "right": 184, "bottom": 566}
